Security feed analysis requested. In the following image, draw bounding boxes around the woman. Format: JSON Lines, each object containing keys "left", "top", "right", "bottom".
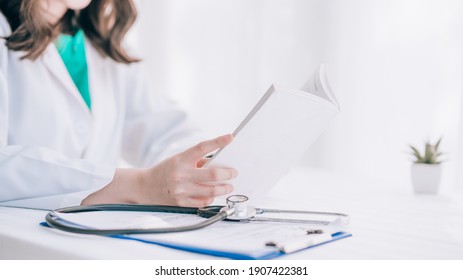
{"left": 0, "top": 0, "right": 237, "bottom": 208}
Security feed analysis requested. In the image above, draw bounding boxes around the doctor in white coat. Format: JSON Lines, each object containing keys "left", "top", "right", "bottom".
{"left": 0, "top": 0, "right": 237, "bottom": 209}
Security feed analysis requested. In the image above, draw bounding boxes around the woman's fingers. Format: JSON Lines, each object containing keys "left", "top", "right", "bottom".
{"left": 183, "top": 134, "right": 233, "bottom": 162}
{"left": 190, "top": 167, "right": 238, "bottom": 182}
{"left": 170, "top": 184, "right": 232, "bottom": 207}
{"left": 189, "top": 183, "right": 234, "bottom": 197}
{"left": 181, "top": 196, "right": 215, "bottom": 208}
{"left": 180, "top": 184, "right": 233, "bottom": 207}
{"left": 146, "top": 134, "right": 237, "bottom": 207}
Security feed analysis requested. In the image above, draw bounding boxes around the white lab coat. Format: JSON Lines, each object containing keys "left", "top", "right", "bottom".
{"left": 0, "top": 14, "right": 199, "bottom": 209}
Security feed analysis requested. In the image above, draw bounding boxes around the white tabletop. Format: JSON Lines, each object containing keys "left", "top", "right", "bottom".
{"left": 1, "top": 167, "right": 463, "bottom": 259}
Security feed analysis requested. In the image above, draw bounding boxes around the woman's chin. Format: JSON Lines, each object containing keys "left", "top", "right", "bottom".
{"left": 65, "top": 0, "right": 93, "bottom": 11}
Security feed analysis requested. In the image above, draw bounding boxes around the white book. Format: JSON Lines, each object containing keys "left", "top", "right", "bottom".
{"left": 207, "top": 64, "right": 340, "bottom": 204}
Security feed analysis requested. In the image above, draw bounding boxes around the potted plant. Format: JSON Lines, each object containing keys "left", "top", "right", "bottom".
{"left": 409, "top": 138, "right": 443, "bottom": 194}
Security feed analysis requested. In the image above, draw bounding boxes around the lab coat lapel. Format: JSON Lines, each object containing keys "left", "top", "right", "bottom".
{"left": 40, "top": 44, "right": 91, "bottom": 115}
{"left": 81, "top": 40, "right": 119, "bottom": 161}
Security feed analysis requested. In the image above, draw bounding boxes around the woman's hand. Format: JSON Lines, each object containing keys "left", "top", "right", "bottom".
{"left": 138, "top": 134, "right": 237, "bottom": 206}
{"left": 82, "top": 134, "right": 237, "bottom": 207}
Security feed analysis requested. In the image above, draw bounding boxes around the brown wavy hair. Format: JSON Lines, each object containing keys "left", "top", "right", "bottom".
{"left": 0, "top": 0, "right": 138, "bottom": 63}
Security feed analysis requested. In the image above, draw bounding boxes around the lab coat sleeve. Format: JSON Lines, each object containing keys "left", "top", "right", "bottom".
{"left": 0, "top": 13, "right": 7, "bottom": 145}
{"left": 0, "top": 145, "right": 115, "bottom": 207}
{"left": 120, "top": 62, "right": 203, "bottom": 167}
{"left": 0, "top": 16, "right": 115, "bottom": 208}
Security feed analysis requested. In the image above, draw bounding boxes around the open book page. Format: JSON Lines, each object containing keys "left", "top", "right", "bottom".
{"left": 301, "top": 64, "right": 339, "bottom": 109}
{"left": 207, "top": 65, "right": 340, "bottom": 205}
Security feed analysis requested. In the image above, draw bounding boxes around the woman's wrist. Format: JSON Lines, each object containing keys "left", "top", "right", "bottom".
{"left": 81, "top": 168, "right": 148, "bottom": 205}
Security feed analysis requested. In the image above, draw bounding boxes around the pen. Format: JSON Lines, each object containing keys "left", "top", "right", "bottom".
{"left": 266, "top": 232, "right": 332, "bottom": 254}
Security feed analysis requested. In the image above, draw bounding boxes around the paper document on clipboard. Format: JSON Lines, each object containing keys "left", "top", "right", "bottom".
{"left": 207, "top": 64, "right": 340, "bottom": 204}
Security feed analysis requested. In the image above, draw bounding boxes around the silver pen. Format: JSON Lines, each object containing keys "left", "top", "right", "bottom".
{"left": 266, "top": 230, "right": 332, "bottom": 254}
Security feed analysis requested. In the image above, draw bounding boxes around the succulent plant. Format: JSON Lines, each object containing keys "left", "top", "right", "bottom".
{"left": 409, "top": 137, "right": 443, "bottom": 164}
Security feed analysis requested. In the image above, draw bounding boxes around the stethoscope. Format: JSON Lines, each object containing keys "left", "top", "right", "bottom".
{"left": 45, "top": 195, "right": 350, "bottom": 235}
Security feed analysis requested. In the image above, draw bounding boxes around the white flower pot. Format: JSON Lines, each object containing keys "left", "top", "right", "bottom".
{"left": 411, "top": 163, "right": 442, "bottom": 194}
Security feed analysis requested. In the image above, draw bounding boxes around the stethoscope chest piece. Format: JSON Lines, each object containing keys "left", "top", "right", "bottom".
{"left": 220, "top": 195, "right": 257, "bottom": 221}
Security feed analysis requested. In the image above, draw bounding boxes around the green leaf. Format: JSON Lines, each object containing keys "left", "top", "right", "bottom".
{"left": 409, "top": 145, "right": 423, "bottom": 162}
{"left": 424, "top": 144, "right": 433, "bottom": 163}
{"left": 435, "top": 137, "right": 442, "bottom": 152}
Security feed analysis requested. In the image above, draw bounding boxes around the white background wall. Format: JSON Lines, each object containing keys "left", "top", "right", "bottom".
{"left": 134, "top": 0, "right": 463, "bottom": 192}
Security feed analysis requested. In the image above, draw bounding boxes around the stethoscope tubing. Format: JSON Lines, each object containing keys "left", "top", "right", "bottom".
{"left": 45, "top": 204, "right": 229, "bottom": 235}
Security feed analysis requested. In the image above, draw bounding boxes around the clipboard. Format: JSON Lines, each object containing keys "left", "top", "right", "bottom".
{"left": 110, "top": 231, "right": 352, "bottom": 260}
{"left": 40, "top": 208, "right": 352, "bottom": 260}
{"left": 41, "top": 221, "right": 350, "bottom": 259}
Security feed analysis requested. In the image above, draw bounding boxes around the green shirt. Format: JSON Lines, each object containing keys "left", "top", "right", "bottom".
{"left": 55, "top": 29, "right": 91, "bottom": 110}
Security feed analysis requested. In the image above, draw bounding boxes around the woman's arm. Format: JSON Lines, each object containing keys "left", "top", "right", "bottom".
{"left": 82, "top": 134, "right": 237, "bottom": 207}
{"left": 0, "top": 145, "right": 116, "bottom": 204}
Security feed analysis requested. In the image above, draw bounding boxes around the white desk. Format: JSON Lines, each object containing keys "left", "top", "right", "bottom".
{"left": 1, "top": 167, "right": 463, "bottom": 259}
